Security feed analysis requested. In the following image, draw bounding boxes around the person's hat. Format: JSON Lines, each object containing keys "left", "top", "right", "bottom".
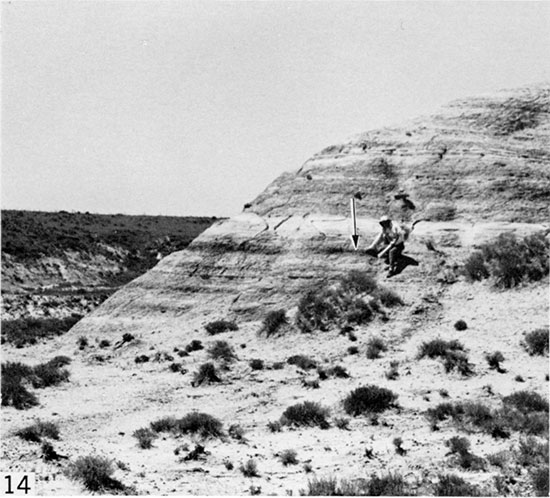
{"left": 379, "top": 215, "right": 391, "bottom": 225}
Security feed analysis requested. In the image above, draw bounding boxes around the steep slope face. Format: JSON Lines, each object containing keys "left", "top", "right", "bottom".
{"left": 73, "top": 85, "right": 550, "bottom": 337}
{"left": 252, "top": 85, "right": 550, "bottom": 221}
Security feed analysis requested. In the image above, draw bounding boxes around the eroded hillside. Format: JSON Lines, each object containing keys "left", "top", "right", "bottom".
{"left": 1, "top": 85, "right": 549, "bottom": 496}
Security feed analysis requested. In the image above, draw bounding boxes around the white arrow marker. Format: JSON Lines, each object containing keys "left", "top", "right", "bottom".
{"left": 350, "top": 197, "right": 359, "bottom": 250}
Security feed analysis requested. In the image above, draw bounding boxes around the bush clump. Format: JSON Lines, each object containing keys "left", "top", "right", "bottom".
{"left": 150, "top": 412, "right": 224, "bottom": 438}
{"left": 343, "top": 385, "right": 398, "bottom": 416}
{"left": 523, "top": 328, "right": 549, "bottom": 356}
{"left": 30, "top": 361, "right": 70, "bottom": 388}
{"left": 205, "top": 320, "right": 238, "bottom": 335}
{"left": 302, "top": 473, "right": 407, "bottom": 496}
{"left": 260, "top": 309, "right": 288, "bottom": 337}
{"left": 287, "top": 355, "right": 317, "bottom": 370}
{"left": 175, "top": 412, "right": 224, "bottom": 438}
{"left": 503, "top": 391, "right": 549, "bottom": 414}
{"left": 67, "top": 455, "right": 127, "bottom": 492}
{"left": 1, "top": 362, "right": 39, "bottom": 409}
{"left": 463, "top": 232, "right": 549, "bottom": 288}
{"left": 418, "top": 339, "right": 473, "bottom": 376}
{"left": 280, "top": 449, "right": 298, "bottom": 466}
{"left": 366, "top": 337, "right": 387, "bottom": 359}
{"left": 240, "top": 459, "right": 259, "bottom": 477}
{"left": 418, "top": 339, "right": 465, "bottom": 359}
{"left": 295, "top": 271, "right": 386, "bottom": 333}
{"left": 1, "top": 315, "right": 82, "bottom": 346}
{"left": 192, "top": 362, "right": 221, "bottom": 386}
{"left": 133, "top": 428, "right": 157, "bottom": 449}
{"left": 249, "top": 359, "right": 264, "bottom": 371}
{"left": 454, "top": 319, "right": 468, "bottom": 331}
{"left": 435, "top": 473, "right": 481, "bottom": 496}
{"left": 281, "top": 401, "right": 330, "bottom": 429}
{"left": 15, "top": 420, "right": 60, "bottom": 442}
{"left": 486, "top": 351, "right": 506, "bottom": 372}
{"left": 185, "top": 339, "right": 203, "bottom": 353}
{"left": 376, "top": 287, "right": 404, "bottom": 307}
{"left": 208, "top": 340, "right": 237, "bottom": 362}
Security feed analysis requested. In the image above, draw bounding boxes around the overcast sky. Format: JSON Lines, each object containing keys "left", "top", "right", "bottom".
{"left": 2, "top": 1, "right": 549, "bottom": 217}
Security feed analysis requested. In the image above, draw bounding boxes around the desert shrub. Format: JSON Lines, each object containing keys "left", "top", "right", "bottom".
{"left": 208, "top": 340, "right": 236, "bottom": 362}
{"left": 376, "top": 287, "right": 404, "bottom": 307}
{"left": 463, "top": 232, "right": 549, "bottom": 288}
{"left": 249, "top": 359, "right": 264, "bottom": 370}
{"left": 205, "top": 319, "right": 238, "bottom": 335}
{"left": 454, "top": 320, "right": 468, "bottom": 331}
{"left": 327, "top": 365, "right": 349, "bottom": 378}
{"left": 418, "top": 339, "right": 465, "bottom": 359}
{"left": 99, "top": 339, "right": 110, "bottom": 348}
{"left": 224, "top": 459, "right": 234, "bottom": 470}
{"left": 47, "top": 356, "right": 72, "bottom": 367}
{"left": 363, "top": 473, "right": 406, "bottom": 496}
{"left": 67, "top": 455, "right": 126, "bottom": 492}
{"left": 260, "top": 309, "right": 288, "bottom": 337}
{"left": 175, "top": 412, "right": 224, "bottom": 438}
{"left": 192, "top": 362, "right": 221, "bottom": 386}
{"left": 446, "top": 436, "right": 485, "bottom": 470}
{"left": 348, "top": 331, "right": 357, "bottom": 342}
{"left": 295, "top": 271, "right": 383, "bottom": 333}
{"left": 240, "top": 459, "right": 259, "bottom": 477}
{"left": 30, "top": 362, "right": 70, "bottom": 388}
{"left": 271, "top": 361, "right": 285, "bottom": 370}
{"left": 442, "top": 350, "right": 474, "bottom": 376}
{"left": 343, "top": 385, "right": 398, "bottom": 416}
{"left": 267, "top": 420, "right": 282, "bottom": 432}
{"left": 134, "top": 354, "right": 149, "bottom": 363}
{"left": 487, "top": 450, "right": 512, "bottom": 469}
{"left": 281, "top": 401, "right": 330, "bottom": 429}
{"left": 185, "top": 340, "right": 203, "bottom": 352}
{"left": 418, "top": 339, "right": 473, "bottom": 376}
{"left": 287, "top": 355, "right": 317, "bottom": 370}
{"left": 302, "top": 476, "right": 340, "bottom": 496}
{"left": 385, "top": 361, "right": 399, "bottom": 380}
{"left": 133, "top": 427, "right": 157, "bottom": 449}
{"left": 435, "top": 473, "right": 480, "bottom": 496}
{"left": 334, "top": 417, "right": 350, "bottom": 430}
{"left": 296, "top": 285, "right": 340, "bottom": 333}
{"left": 280, "top": 449, "right": 298, "bottom": 466}
{"left": 228, "top": 424, "right": 245, "bottom": 441}
{"left": 516, "top": 436, "right": 549, "bottom": 467}
{"left": 169, "top": 362, "right": 182, "bottom": 373}
{"left": 503, "top": 391, "right": 549, "bottom": 414}
{"left": 302, "top": 473, "right": 407, "bottom": 496}
{"left": 345, "top": 299, "right": 376, "bottom": 325}
{"left": 347, "top": 346, "right": 359, "bottom": 355}
{"left": 302, "top": 378, "right": 320, "bottom": 389}
{"left": 1, "top": 315, "right": 82, "bottom": 346}
{"left": 150, "top": 416, "right": 178, "bottom": 433}
{"left": 77, "top": 336, "right": 88, "bottom": 350}
{"left": 366, "top": 337, "right": 387, "bottom": 359}
{"left": 486, "top": 351, "right": 505, "bottom": 371}
{"left": 531, "top": 465, "right": 549, "bottom": 496}
{"left": 15, "top": 420, "right": 60, "bottom": 442}
{"left": 341, "top": 270, "right": 378, "bottom": 294}
{"left": 1, "top": 362, "right": 39, "bottom": 409}
{"left": 515, "top": 375, "right": 525, "bottom": 382}
{"left": 523, "top": 328, "right": 549, "bottom": 356}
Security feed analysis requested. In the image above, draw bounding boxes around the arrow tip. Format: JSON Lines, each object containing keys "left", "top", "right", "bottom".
{"left": 351, "top": 235, "right": 359, "bottom": 250}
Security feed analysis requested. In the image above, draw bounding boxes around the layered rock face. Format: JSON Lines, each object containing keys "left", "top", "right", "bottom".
{"left": 74, "top": 85, "right": 550, "bottom": 336}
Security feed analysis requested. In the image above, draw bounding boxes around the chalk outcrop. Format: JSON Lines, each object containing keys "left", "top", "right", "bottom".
{"left": 74, "top": 85, "right": 550, "bottom": 336}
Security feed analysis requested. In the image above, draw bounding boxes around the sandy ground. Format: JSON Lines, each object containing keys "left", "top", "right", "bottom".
{"left": 1, "top": 269, "right": 548, "bottom": 495}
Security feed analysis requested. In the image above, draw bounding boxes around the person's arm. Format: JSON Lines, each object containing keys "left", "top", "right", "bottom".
{"left": 367, "top": 232, "right": 383, "bottom": 250}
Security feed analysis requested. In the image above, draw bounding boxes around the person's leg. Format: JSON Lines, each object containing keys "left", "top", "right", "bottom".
{"left": 388, "top": 243, "right": 404, "bottom": 273}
